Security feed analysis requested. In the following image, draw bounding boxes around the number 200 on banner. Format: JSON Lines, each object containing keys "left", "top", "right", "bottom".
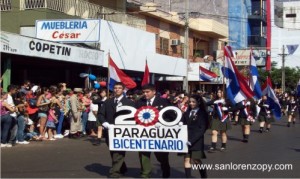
{"left": 109, "top": 106, "right": 188, "bottom": 153}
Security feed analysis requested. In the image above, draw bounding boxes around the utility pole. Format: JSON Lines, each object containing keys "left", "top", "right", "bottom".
{"left": 183, "top": 0, "right": 189, "bottom": 93}
{"left": 278, "top": 45, "right": 288, "bottom": 92}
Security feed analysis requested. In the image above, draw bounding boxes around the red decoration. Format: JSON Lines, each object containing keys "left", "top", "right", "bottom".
{"left": 99, "top": 81, "right": 107, "bottom": 87}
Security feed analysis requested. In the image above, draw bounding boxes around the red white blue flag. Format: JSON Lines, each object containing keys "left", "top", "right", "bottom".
{"left": 199, "top": 66, "right": 218, "bottom": 81}
{"left": 223, "top": 46, "right": 254, "bottom": 104}
{"left": 261, "top": 76, "right": 281, "bottom": 120}
{"left": 109, "top": 56, "right": 137, "bottom": 91}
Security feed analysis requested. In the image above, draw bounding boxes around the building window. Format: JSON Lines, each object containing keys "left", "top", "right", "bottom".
{"left": 160, "top": 37, "right": 169, "bottom": 55}
{"left": 0, "top": 0, "right": 12, "bottom": 11}
{"left": 193, "top": 50, "right": 204, "bottom": 58}
{"left": 286, "top": 14, "right": 296, "bottom": 18}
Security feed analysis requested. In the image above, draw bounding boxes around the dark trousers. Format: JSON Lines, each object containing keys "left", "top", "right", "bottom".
{"left": 105, "top": 136, "right": 127, "bottom": 178}
{"left": 139, "top": 152, "right": 170, "bottom": 178}
{"left": 109, "top": 151, "right": 127, "bottom": 178}
{"left": 1, "top": 114, "right": 12, "bottom": 144}
{"left": 8, "top": 117, "right": 17, "bottom": 144}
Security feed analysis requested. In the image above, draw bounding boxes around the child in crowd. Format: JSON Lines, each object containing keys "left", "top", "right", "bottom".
{"left": 24, "top": 114, "right": 40, "bottom": 141}
{"left": 46, "top": 103, "right": 58, "bottom": 140}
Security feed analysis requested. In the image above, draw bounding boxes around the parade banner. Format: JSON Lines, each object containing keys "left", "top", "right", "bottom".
{"left": 35, "top": 19, "right": 100, "bottom": 43}
{"left": 108, "top": 106, "right": 188, "bottom": 153}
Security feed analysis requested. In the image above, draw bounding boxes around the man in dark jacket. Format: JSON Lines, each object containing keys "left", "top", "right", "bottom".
{"left": 98, "top": 82, "right": 135, "bottom": 178}
{"left": 135, "top": 84, "right": 173, "bottom": 178}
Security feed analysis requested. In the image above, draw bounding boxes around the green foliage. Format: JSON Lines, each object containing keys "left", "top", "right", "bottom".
{"left": 258, "top": 66, "right": 300, "bottom": 92}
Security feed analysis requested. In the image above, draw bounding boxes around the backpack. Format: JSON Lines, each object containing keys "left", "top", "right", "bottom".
{"left": 29, "top": 98, "right": 37, "bottom": 108}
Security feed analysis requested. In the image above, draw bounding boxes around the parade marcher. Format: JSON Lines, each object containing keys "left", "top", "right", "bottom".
{"left": 287, "top": 95, "right": 297, "bottom": 127}
{"left": 258, "top": 95, "right": 275, "bottom": 132}
{"left": 136, "top": 84, "right": 172, "bottom": 178}
{"left": 279, "top": 92, "right": 289, "bottom": 116}
{"left": 180, "top": 95, "right": 208, "bottom": 178}
{"left": 98, "top": 82, "right": 135, "bottom": 178}
{"left": 92, "top": 88, "right": 107, "bottom": 145}
{"left": 233, "top": 99, "right": 256, "bottom": 143}
{"left": 206, "top": 90, "right": 231, "bottom": 152}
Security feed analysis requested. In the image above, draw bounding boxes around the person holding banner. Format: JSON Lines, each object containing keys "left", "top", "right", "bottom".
{"left": 98, "top": 82, "right": 135, "bottom": 178}
{"left": 136, "top": 84, "right": 173, "bottom": 178}
{"left": 180, "top": 95, "right": 208, "bottom": 178}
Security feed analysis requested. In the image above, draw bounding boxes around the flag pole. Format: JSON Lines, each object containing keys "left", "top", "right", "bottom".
{"left": 222, "top": 45, "right": 226, "bottom": 94}
{"left": 107, "top": 51, "right": 110, "bottom": 98}
{"left": 248, "top": 47, "right": 252, "bottom": 87}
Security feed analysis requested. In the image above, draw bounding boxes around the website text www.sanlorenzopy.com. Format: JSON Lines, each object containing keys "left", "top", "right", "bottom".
{"left": 192, "top": 163, "right": 293, "bottom": 172}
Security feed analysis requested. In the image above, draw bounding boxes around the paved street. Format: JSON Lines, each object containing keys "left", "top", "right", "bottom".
{"left": 1, "top": 117, "right": 300, "bottom": 178}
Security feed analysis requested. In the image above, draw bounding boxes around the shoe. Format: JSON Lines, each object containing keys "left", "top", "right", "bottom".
{"left": 293, "top": 121, "right": 296, "bottom": 125}
{"left": 287, "top": 123, "right": 291, "bottom": 127}
{"left": 220, "top": 147, "right": 226, "bottom": 152}
{"left": 17, "top": 141, "right": 30, "bottom": 145}
{"left": 259, "top": 129, "right": 263, "bottom": 133}
{"left": 49, "top": 138, "right": 56, "bottom": 141}
{"left": 208, "top": 147, "right": 217, "bottom": 153}
{"left": 54, "top": 134, "right": 64, "bottom": 139}
{"left": 69, "top": 134, "right": 79, "bottom": 139}
{"left": 1, "top": 143, "right": 12, "bottom": 148}
{"left": 63, "top": 130, "right": 70, "bottom": 137}
{"left": 92, "top": 139, "right": 101, "bottom": 146}
{"left": 242, "top": 139, "right": 248, "bottom": 143}
{"left": 265, "top": 129, "right": 270, "bottom": 132}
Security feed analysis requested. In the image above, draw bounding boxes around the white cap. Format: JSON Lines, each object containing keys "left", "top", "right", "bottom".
{"left": 31, "top": 85, "right": 38, "bottom": 93}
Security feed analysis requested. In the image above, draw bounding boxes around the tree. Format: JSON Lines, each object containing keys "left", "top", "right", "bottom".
{"left": 258, "top": 66, "right": 300, "bottom": 93}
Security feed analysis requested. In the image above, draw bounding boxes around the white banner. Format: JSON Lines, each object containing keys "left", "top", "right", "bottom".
{"left": 0, "top": 31, "right": 103, "bottom": 66}
{"left": 35, "top": 19, "right": 100, "bottom": 43}
{"left": 109, "top": 125, "right": 188, "bottom": 153}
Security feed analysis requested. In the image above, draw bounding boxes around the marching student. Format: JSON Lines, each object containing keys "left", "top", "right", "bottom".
{"left": 258, "top": 95, "right": 275, "bottom": 132}
{"left": 135, "top": 84, "right": 173, "bottom": 178}
{"left": 180, "top": 95, "right": 208, "bottom": 178}
{"left": 98, "top": 82, "right": 135, "bottom": 178}
{"left": 234, "top": 99, "right": 256, "bottom": 143}
{"left": 287, "top": 95, "right": 297, "bottom": 127}
{"left": 206, "top": 90, "right": 231, "bottom": 152}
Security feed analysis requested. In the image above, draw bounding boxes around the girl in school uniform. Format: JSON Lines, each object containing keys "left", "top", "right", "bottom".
{"left": 206, "top": 90, "right": 231, "bottom": 152}
{"left": 258, "top": 95, "right": 275, "bottom": 132}
{"left": 180, "top": 94, "right": 208, "bottom": 178}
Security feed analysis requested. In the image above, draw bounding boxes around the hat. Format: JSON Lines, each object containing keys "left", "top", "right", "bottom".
{"left": 74, "top": 88, "right": 83, "bottom": 93}
{"left": 31, "top": 85, "right": 39, "bottom": 93}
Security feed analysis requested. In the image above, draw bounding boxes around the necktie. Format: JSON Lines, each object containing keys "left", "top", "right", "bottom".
{"left": 190, "top": 111, "right": 195, "bottom": 120}
{"left": 114, "top": 99, "right": 118, "bottom": 105}
{"left": 147, "top": 100, "right": 151, "bottom": 106}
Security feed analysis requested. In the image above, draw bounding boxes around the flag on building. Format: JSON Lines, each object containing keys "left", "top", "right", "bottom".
{"left": 261, "top": 76, "right": 281, "bottom": 120}
{"left": 223, "top": 46, "right": 254, "bottom": 104}
{"left": 141, "top": 60, "right": 150, "bottom": 86}
{"left": 199, "top": 66, "right": 218, "bottom": 81}
{"left": 249, "top": 48, "right": 262, "bottom": 99}
{"left": 108, "top": 56, "right": 137, "bottom": 91}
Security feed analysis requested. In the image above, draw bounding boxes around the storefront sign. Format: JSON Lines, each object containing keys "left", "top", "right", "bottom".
{"left": 217, "top": 49, "right": 266, "bottom": 66}
{"left": 0, "top": 31, "right": 103, "bottom": 66}
{"left": 109, "top": 106, "right": 188, "bottom": 153}
{"left": 35, "top": 19, "right": 100, "bottom": 42}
